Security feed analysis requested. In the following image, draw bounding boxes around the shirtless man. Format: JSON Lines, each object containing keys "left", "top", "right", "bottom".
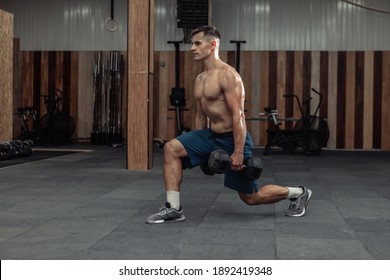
{"left": 146, "top": 25, "right": 312, "bottom": 224}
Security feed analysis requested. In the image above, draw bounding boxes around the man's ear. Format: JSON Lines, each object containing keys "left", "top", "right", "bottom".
{"left": 210, "top": 39, "right": 217, "bottom": 49}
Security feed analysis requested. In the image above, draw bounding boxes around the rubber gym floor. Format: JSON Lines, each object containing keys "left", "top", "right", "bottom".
{"left": 0, "top": 144, "right": 389, "bottom": 260}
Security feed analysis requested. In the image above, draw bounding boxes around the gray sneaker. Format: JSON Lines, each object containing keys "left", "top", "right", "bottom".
{"left": 146, "top": 202, "right": 185, "bottom": 224}
{"left": 285, "top": 186, "right": 312, "bottom": 217}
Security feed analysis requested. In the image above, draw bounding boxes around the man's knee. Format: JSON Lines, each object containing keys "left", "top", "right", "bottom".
{"left": 238, "top": 192, "right": 257, "bottom": 205}
{"left": 163, "top": 140, "right": 174, "bottom": 154}
{"left": 164, "top": 139, "right": 186, "bottom": 158}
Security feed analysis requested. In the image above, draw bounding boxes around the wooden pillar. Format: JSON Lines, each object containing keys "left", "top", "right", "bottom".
{"left": 127, "top": 0, "right": 154, "bottom": 169}
{"left": 12, "top": 38, "right": 20, "bottom": 138}
{"left": 0, "top": 9, "right": 13, "bottom": 142}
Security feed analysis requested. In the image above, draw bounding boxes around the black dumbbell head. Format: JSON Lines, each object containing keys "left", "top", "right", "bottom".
{"left": 200, "top": 162, "right": 215, "bottom": 176}
{"left": 208, "top": 150, "right": 230, "bottom": 174}
{"left": 244, "top": 157, "right": 263, "bottom": 180}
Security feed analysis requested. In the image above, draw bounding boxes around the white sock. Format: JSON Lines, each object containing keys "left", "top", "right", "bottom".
{"left": 287, "top": 187, "right": 303, "bottom": 199}
{"left": 166, "top": 191, "right": 180, "bottom": 210}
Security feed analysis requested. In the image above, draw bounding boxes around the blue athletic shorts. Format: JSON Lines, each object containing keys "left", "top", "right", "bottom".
{"left": 176, "top": 128, "right": 259, "bottom": 194}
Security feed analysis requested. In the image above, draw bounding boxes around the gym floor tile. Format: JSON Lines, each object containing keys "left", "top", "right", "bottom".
{"left": 0, "top": 146, "right": 389, "bottom": 260}
{"left": 275, "top": 221, "right": 357, "bottom": 240}
{"left": 346, "top": 217, "right": 390, "bottom": 232}
{"left": 276, "top": 237, "right": 373, "bottom": 260}
{"left": 178, "top": 244, "right": 275, "bottom": 260}
{"left": 357, "top": 231, "right": 390, "bottom": 259}
{"left": 198, "top": 214, "right": 275, "bottom": 230}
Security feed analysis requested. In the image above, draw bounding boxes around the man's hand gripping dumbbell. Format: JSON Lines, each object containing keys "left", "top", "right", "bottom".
{"left": 201, "top": 150, "right": 263, "bottom": 180}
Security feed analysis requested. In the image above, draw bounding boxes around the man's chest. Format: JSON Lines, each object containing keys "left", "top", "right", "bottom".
{"left": 195, "top": 76, "right": 223, "bottom": 101}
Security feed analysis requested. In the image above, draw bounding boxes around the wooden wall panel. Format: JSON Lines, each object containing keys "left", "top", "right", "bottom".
{"left": 259, "top": 52, "right": 269, "bottom": 146}
{"left": 13, "top": 49, "right": 390, "bottom": 152}
{"left": 11, "top": 48, "right": 125, "bottom": 150}
{"left": 285, "top": 51, "right": 295, "bottom": 131}
{"left": 382, "top": 52, "right": 390, "bottom": 150}
{"left": 268, "top": 52, "right": 278, "bottom": 111}
{"left": 293, "top": 52, "right": 304, "bottom": 121}
{"left": 311, "top": 52, "right": 320, "bottom": 116}
{"left": 363, "top": 52, "right": 374, "bottom": 149}
{"left": 327, "top": 52, "right": 338, "bottom": 149}
{"left": 69, "top": 52, "right": 79, "bottom": 137}
{"left": 354, "top": 52, "right": 364, "bottom": 149}
{"left": 181, "top": 51, "right": 194, "bottom": 132}
{"left": 39, "top": 52, "right": 48, "bottom": 114}
{"left": 155, "top": 52, "right": 168, "bottom": 140}
{"left": 0, "top": 9, "right": 13, "bottom": 142}
{"left": 121, "top": 52, "right": 129, "bottom": 142}
{"left": 345, "top": 52, "right": 356, "bottom": 149}
{"left": 12, "top": 38, "right": 21, "bottom": 138}
{"left": 182, "top": 51, "right": 192, "bottom": 130}
{"left": 184, "top": 51, "right": 203, "bottom": 129}
{"left": 304, "top": 52, "right": 312, "bottom": 102}
{"left": 276, "top": 51, "right": 286, "bottom": 129}
{"left": 18, "top": 51, "right": 78, "bottom": 138}
{"left": 249, "top": 52, "right": 261, "bottom": 145}
{"left": 77, "top": 51, "right": 94, "bottom": 139}
{"left": 373, "top": 52, "right": 383, "bottom": 149}
{"left": 151, "top": 50, "right": 390, "bottom": 151}
{"left": 227, "top": 51, "right": 236, "bottom": 70}
{"left": 167, "top": 51, "right": 177, "bottom": 139}
{"left": 336, "top": 52, "right": 346, "bottom": 149}
{"left": 166, "top": 51, "right": 176, "bottom": 139}
{"left": 319, "top": 52, "right": 329, "bottom": 120}
{"left": 153, "top": 49, "right": 202, "bottom": 141}
{"left": 241, "top": 51, "right": 253, "bottom": 131}
{"left": 20, "top": 53, "right": 33, "bottom": 108}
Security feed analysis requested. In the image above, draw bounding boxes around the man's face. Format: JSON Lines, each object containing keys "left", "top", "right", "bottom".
{"left": 190, "top": 32, "right": 214, "bottom": 61}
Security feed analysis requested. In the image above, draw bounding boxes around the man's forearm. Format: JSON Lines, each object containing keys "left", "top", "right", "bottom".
{"left": 232, "top": 116, "right": 246, "bottom": 154}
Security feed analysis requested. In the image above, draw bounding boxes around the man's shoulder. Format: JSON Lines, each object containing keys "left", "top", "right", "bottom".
{"left": 217, "top": 61, "right": 239, "bottom": 76}
{"left": 197, "top": 70, "right": 208, "bottom": 78}
{"left": 218, "top": 64, "right": 241, "bottom": 84}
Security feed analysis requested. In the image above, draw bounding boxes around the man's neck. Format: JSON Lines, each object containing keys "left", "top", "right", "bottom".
{"left": 203, "top": 54, "right": 221, "bottom": 71}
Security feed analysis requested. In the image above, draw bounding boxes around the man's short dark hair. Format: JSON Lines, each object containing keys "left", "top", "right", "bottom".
{"left": 191, "top": 25, "right": 221, "bottom": 40}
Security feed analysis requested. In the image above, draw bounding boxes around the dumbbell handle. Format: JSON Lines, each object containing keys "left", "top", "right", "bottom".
{"left": 199, "top": 156, "right": 250, "bottom": 174}
{"left": 208, "top": 150, "right": 247, "bottom": 170}
{"left": 205, "top": 162, "right": 247, "bottom": 174}
{"left": 207, "top": 150, "right": 263, "bottom": 180}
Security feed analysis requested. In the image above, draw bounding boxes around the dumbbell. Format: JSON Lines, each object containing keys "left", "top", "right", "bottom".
{"left": 201, "top": 150, "right": 263, "bottom": 180}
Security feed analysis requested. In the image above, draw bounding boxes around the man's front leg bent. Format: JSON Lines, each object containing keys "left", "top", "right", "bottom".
{"left": 163, "top": 139, "right": 187, "bottom": 193}
{"left": 145, "top": 139, "right": 187, "bottom": 224}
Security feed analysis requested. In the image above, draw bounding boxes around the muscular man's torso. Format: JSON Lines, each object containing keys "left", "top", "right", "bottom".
{"left": 194, "top": 64, "right": 238, "bottom": 133}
